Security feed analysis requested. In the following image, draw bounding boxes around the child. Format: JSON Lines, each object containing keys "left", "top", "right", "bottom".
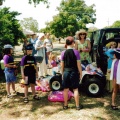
{"left": 110, "top": 49, "right": 120, "bottom": 110}
{"left": 20, "top": 44, "right": 40, "bottom": 103}
{"left": 49, "top": 53, "right": 58, "bottom": 76}
{"left": 3, "top": 44, "right": 18, "bottom": 98}
{"left": 61, "top": 36, "right": 83, "bottom": 110}
{"left": 105, "top": 41, "right": 117, "bottom": 72}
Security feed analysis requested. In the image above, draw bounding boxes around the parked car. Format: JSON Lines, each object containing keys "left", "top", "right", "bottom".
{"left": 90, "top": 28, "right": 120, "bottom": 74}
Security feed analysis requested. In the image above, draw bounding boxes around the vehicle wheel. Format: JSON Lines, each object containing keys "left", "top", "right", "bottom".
{"left": 84, "top": 78, "right": 104, "bottom": 97}
{"left": 50, "top": 76, "right": 62, "bottom": 91}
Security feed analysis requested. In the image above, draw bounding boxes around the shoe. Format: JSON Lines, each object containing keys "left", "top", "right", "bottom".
{"left": 63, "top": 105, "right": 68, "bottom": 110}
{"left": 24, "top": 97, "right": 29, "bottom": 103}
{"left": 45, "top": 74, "right": 50, "bottom": 77}
{"left": 7, "top": 94, "right": 13, "bottom": 98}
{"left": 111, "top": 105, "right": 119, "bottom": 110}
{"left": 33, "top": 95, "right": 41, "bottom": 100}
{"left": 40, "top": 76, "right": 45, "bottom": 78}
{"left": 13, "top": 91, "right": 20, "bottom": 95}
{"left": 76, "top": 105, "right": 83, "bottom": 110}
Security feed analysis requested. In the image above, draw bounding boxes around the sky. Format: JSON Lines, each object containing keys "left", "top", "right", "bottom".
{"left": 1, "top": 0, "right": 120, "bottom": 29}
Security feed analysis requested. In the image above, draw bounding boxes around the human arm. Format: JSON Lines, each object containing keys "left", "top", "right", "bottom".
{"left": 75, "top": 50, "right": 82, "bottom": 79}
{"left": 3, "top": 55, "right": 17, "bottom": 68}
{"left": 35, "top": 41, "right": 44, "bottom": 50}
{"left": 77, "top": 61, "right": 82, "bottom": 80}
{"left": 82, "top": 40, "right": 91, "bottom": 52}
{"left": 61, "top": 61, "right": 64, "bottom": 80}
{"left": 60, "top": 51, "right": 65, "bottom": 79}
{"left": 75, "top": 41, "right": 78, "bottom": 50}
{"left": 35, "top": 65, "right": 38, "bottom": 78}
{"left": 21, "top": 66, "right": 25, "bottom": 79}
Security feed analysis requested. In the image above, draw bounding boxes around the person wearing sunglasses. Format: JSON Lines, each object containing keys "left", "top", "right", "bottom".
{"left": 75, "top": 29, "right": 91, "bottom": 64}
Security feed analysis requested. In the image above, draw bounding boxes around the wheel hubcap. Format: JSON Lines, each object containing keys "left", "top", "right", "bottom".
{"left": 52, "top": 81, "right": 61, "bottom": 90}
{"left": 89, "top": 83, "right": 99, "bottom": 94}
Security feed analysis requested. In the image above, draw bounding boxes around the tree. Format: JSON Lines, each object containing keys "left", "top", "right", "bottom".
{"left": 29, "top": 0, "right": 49, "bottom": 7}
{"left": 0, "top": 0, "right": 49, "bottom": 7}
{"left": 0, "top": 7, "right": 24, "bottom": 56}
{"left": 111, "top": 20, "right": 120, "bottom": 28}
{"left": 43, "top": 0, "right": 96, "bottom": 37}
{"left": 20, "top": 17, "right": 39, "bottom": 33}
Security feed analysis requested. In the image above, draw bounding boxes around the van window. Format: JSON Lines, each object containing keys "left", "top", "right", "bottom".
{"left": 93, "top": 30, "right": 100, "bottom": 45}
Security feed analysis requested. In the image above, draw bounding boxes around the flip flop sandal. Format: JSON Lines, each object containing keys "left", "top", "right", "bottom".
{"left": 33, "top": 95, "right": 41, "bottom": 100}
{"left": 111, "top": 105, "right": 119, "bottom": 110}
{"left": 63, "top": 105, "right": 68, "bottom": 110}
{"left": 24, "top": 98, "right": 29, "bottom": 103}
{"left": 76, "top": 105, "right": 83, "bottom": 110}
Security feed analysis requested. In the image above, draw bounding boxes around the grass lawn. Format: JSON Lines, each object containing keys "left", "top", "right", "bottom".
{"left": 0, "top": 73, "right": 120, "bottom": 120}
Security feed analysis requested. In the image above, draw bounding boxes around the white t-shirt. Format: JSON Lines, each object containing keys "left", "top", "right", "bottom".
{"left": 35, "top": 40, "right": 45, "bottom": 57}
{"left": 44, "top": 39, "right": 53, "bottom": 52}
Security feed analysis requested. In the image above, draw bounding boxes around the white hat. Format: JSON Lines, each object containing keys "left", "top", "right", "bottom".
{"left": 4, "top": 44, "right": 13, "bottom": 49}
{"left": 38, "top": 33, "right": 44, "bottom": 39}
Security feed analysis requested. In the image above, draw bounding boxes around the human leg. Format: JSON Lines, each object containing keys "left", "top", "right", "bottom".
{"left": 63, "top": 88, "right": 69, "bottom": 106}
{"left": 6, "top": 82, "right": 11, "bottom": 95}
{"left": 38, "top": 61, "right": 44, "bottom": 77}
{"left": 42, "top": 58, "right": 48, "bottom": 75}
{"left": 30, "top": 83, "right": 41, "bottom": 100}
{"left": 111, "top": 79, "right": 119, "bottom": 110}
{"left": 11, "top": 82, "right": 15, "bottom": 91}
{"left": 73, "top": 88, "right": 79, "bottom": 107}
{"left": 24, "top": 85, "right": 28, "bottom": 98}
{"left": 30, "top": 83, "right": 36, "bottom": 96}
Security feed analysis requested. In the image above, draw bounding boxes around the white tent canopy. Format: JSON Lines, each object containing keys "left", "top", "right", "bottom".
{"left": 23, "top": 29, "right": 34, "bottom": 35}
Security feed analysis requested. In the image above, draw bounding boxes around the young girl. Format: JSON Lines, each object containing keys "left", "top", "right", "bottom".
{"left": 20, "top": 44, "right": 40, "bottom": 103}
{"left": 49, "top": 53, "right": 58, "bottom": 76}
{"left": 105, "top": 41, "right": 117, "bottom": 71}
{"left": 3, "top": 44, "right": 18, "bottom": 98}
{"left": 110, "top": 49, "right": 120, "bottom": 110}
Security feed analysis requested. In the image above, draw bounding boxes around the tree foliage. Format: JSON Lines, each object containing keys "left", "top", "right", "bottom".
{"left": 42, "top": 0, "right": 96, "bottom": 37}
{"left": 20, "top": 17, "right": 39, "bottom": 33}
{"left": 111, "top": 20, "right": 120, "bottom": 28}
{"left": 28, "top": 0, "right": 49, "bottom": 7}
{"left": 0, "top": 0, "right": 49, "bottom": 7}
{"left": 0, "top": 7, "right": 24, "bottom": 49}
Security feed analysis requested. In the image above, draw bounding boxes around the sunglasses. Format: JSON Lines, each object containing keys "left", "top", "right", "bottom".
{"left": 79, "top": 33, "right": 86, "bottom": 36}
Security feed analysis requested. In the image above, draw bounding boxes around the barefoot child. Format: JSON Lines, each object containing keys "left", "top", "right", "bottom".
{"left": 110, "top": 49, "right": 120, "bottom": 110}
{"left": 3, "top": 44, "right": 18, "bottom": 98}
{"left": 20, "top": 44, "right": 40, "bottom": 103}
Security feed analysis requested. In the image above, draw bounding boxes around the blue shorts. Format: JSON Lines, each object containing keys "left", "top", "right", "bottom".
{"left": 4, "top": 68, "right": 16, "bottom": 83}
{"left": 62, "top": 70, "right": 79, "bottom": 89}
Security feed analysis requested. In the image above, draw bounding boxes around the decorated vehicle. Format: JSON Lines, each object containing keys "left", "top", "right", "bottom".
{"left": 49, "top": 62, "right": 106, "bottom": 97}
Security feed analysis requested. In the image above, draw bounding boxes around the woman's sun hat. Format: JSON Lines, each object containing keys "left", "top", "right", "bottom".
{"left": 4, "top": 44, "right": 13, "bottom": 49}
{"left": 76, "top": 29, "right": 87, "bottom": 39}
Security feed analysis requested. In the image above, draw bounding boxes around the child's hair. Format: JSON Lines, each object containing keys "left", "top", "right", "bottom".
{"left": 49, "top": 53, "right": 56, "bottom": 61}
{"left": 110, "top": 41, "right": 117, "bottom": 48}
{"left": 3, "top": 48, "right": 11, "bottom": 55}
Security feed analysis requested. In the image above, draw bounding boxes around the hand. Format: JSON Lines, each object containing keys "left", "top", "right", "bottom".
{"left": 80, "top": 74, "right": 82, "bottom": 80}
{"left": 22, "top": 74, "right": 25, "bottom": 79}
{"left": 13, "top": 65, "right": 17, "bottom": 68}
{"left": 79, "top": 49, "right": 82, "bottom": 52}
{"left": 62, "top": 74, "right": 63, "bottom": 80}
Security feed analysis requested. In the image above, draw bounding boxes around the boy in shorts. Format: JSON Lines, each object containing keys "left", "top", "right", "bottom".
{"left": 20, "top": 44, "right": 40, "bottom": 103}
{"left": 61, "top": 36, "right": 83, "bottom": 110}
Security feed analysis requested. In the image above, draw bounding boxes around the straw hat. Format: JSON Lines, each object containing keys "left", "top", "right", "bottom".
{"left": 76, "top": 29, "right": 87, "bottom": 39}
{"left": 76, "top": 29, "right": 87, "bottom": 35}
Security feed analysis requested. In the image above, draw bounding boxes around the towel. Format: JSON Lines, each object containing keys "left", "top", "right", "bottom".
{"left": 110, "top": 59, "right": 120, "bottom": 84}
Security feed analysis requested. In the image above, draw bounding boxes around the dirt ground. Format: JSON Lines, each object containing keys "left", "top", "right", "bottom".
{"left": 0, "top": 41, "right": 120, "bottom": 120}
